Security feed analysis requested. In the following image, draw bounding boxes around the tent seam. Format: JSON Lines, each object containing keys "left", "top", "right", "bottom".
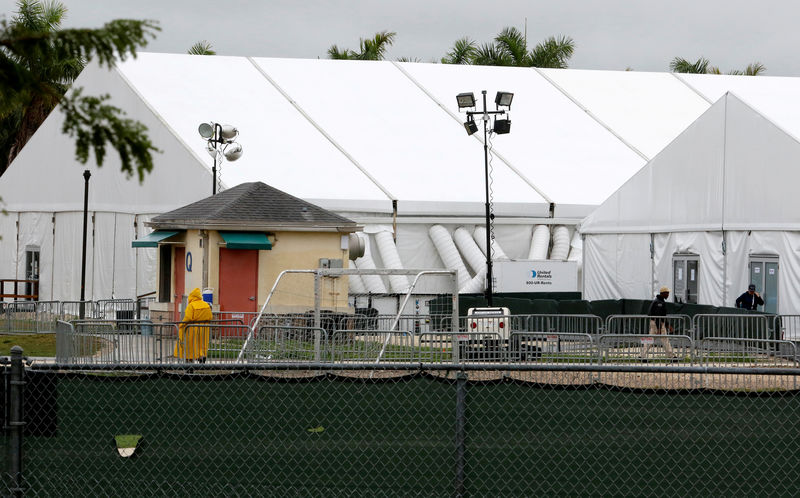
{"left": 670, "top": 73, "right": 714, "bottom": 104}
{"left": 245, "top": 58, "right": 395, "bottom": 203}
{"left": 533, "top": 68, "right": 650, "bottom": 161}
{"left": 390, "top": 61, "right": 554, "bottom": 205}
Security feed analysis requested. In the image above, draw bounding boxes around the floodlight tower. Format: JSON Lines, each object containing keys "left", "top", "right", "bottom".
{"left": 456, "top": 90, "right": 514, "bottom": 306}
{"left": 198, "top": 122, "right": 243, "bottom": 195}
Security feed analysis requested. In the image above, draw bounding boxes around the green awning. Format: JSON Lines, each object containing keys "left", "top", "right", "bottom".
{"left": 220, "top": 231, "right": 272, "bottom": 250}
{"left": 132, "top": 230, "right": 180, "bottom": 248}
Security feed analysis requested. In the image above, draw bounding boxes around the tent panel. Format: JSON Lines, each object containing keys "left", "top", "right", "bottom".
{"left": 16, "top": 212, "right": 53, "bottom": 301}
{"left": 540, "top": 69, "right": 711, "bottom": 159}
{"left": 117, "top": 54, "right": 389, "bottom": 203}
{"left": 51, "top": 212, "right": 90, "bottom": 302}
{"left": 580, "top": 95, "right": 727, "bottom": 234}
{"left": 135, "top": 215, "right": 158, "bottom": 298}
{"left": 92, "top": 213, "right": 116, "bottom": 300}
{"left": 253, "top": 58, "right": 540, "bottom": 204}
{"left": 723, "top": 95, "right": 800, "bottom": 229}
{"left": 0, "top": 62, "right": 212, "bottom": 213}
{"left": 398, "top": 62, "right": 646, "bottom": 205}
{"left": 677, "top": 73, "right": 800, "bottom": 140}
{"left": 113, "top": 213, "right": 137, "bottom": 299}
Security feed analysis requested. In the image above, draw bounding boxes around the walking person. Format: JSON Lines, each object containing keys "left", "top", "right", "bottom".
{"left": 735, "top": 284, "right": 764, "bottom": 310}
{"left": 641, "top": 286, "right": 677, "bottom": 362}
{"left": 175, "top": 288, "right": 213, "bottom": 363}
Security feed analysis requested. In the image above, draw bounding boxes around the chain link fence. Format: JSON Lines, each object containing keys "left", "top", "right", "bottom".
{"left": 3, "top": 347, "right": 800, "bottom": 496}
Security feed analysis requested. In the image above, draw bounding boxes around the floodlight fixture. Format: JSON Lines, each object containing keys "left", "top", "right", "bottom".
{"left": 220, "top": 125, "right": 239, "bottom": 141}
{"left": 494, "top": 91, "right": 514, "bottom": 109}
{"left": 198, "top": 122, "right": 214, "bottom": 138}
{"left": 456, "top": 92, "right": 476, "bottom": 109}
{"left": 493, "top": 118, "right": 511, "bottom": 135}
{"left": 464, "top": 117, "right": 478, "bottom": 136}
{"left": 223, "top": 143, "right": 243, "bottom": 161}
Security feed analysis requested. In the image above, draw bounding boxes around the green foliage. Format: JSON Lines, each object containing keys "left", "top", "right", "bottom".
{"left": 187, "top": 40, "right": 215, "bottom": 56}
{"left": 326, "top": 30, "right": 396, "bottom": 61}
{"left": 0, "top": 0, "right": 160, "bottom": 179}
{"left": 60, "top": 88, "right": 158, "bottom": 182}
{"left": 442, "top": 27, "right": 575, "bottom": 68}
{"left": 670, "top": 56, "right": 765, "bottom": 76}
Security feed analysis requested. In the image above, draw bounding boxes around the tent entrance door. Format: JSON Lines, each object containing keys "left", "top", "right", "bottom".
{"left": 673, "top": 254, "right": 698, "bottom": 304}
{"left": 749, "top": 255, "right": 779, "bottom": 314}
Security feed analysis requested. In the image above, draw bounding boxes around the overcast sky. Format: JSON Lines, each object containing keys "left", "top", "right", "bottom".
{"left": 3, "top": 0, "right": 799, "bottom": 75}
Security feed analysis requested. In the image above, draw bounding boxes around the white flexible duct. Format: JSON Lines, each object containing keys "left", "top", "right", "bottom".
{"left": 354, "top": 233, "right": 387, "bottom": 294}
{"left": 567, "top": 230, "right": 583, "bottom": 270}
{"left": 429, "top": 225, "right": 470, "bottom": 289}
{"left": 453, "top": 227, "right": 486, "bottom": 274}
{"left": 460, "top": 267, "right": 487, "bottom": 294}
{"left": 348, "top": 273, "right": 367, "bottom": 294}
{"left": 549, "top": 226, "right": 570, "bottom": 261}
{"left": 528, "top": 225, "right": 550, "bottom": 260}
{"left": 374, "top": 230, "right": 410, "bottom": 293}
{"left": 472, "top": 226, "right": 509, "bottom": 261}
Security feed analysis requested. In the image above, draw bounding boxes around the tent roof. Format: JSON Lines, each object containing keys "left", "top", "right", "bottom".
{"left": 580, "top": 92, "right": 800, "bottom": 234}
{"left": 9, "top": 54, "right": 800, "bottom": 219}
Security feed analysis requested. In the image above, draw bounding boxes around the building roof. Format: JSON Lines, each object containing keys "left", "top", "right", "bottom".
{"left": 148, "top": 181, "right": 358, "bottom": 231}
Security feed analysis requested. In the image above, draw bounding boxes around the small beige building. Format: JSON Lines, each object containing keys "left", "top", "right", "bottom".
{"left": 133, "top": 182, "right": 361, "bottom": 320}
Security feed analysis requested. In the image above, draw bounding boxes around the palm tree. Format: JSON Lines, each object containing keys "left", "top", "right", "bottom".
{"left": 1, "top": 0, "right": 83, "bottom": 172}
{"left": 670, "top": 57, "right": 765, "bottom": 76}
{"left": 0, "top": 0, "right": 161, "bottom": 179}
{"left": 442, "top": 27, "right": 575, "bottom": 68}
{"left": 187, "top": 40, "right": 215, "bottom": 56}
{"left": 326, "top": 31, "right": 397, "bottom": 61}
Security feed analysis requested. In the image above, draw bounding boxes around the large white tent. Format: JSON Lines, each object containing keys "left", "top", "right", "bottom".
{"left": 580, "top": 92, "right": 800, "bottom": 314}
{"left": 4, "top": 53, "right": 799, "bottom": 301}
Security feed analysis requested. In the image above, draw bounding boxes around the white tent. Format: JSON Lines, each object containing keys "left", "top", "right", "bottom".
{"left": 580, "top": 92, "right": 800, "bottom": 314}
{"left": 5, "top": 53, "right": 800, "bottom": 301}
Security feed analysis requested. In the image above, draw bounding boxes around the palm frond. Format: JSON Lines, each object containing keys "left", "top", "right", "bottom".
{"left": 529, "top": 35, "right": 574, "bottom": 68}
{"left": 743, "top": 62, "right": 766, "bottom": 76}
{"left": 441, "top": 37, "right": 477, "bottom": 64}
{"left": 326, "top": 45, "right": 353, "bottom": 60}
{"left": 494, "top": 26, "right": 527, "bottom": 66}
{"left": 472, "top": 42, "right": 512, "bottom": 66}
{"left": 187, "top": 40, "right": 215, "bottom": 56}
{"left": 669, "top": 57, "right": 710, "bottom": 74}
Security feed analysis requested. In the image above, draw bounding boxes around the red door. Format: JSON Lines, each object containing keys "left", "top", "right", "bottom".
{"left": 219, "top": 248, "right": 258, "bottom": 312}
{"left": 173, "top": 246, "right": 186, "bottom": 320}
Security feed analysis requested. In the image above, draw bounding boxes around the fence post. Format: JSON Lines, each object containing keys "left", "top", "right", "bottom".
{"left": 7, "top": 346, "right": 25, "bottom": 497}
{"left": 454, "top": 371, "right": 467, "bottom": 498}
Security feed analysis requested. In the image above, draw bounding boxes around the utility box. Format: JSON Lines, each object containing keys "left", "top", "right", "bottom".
{"left": 493, "top": 260, "right": 578, "bottom": 293}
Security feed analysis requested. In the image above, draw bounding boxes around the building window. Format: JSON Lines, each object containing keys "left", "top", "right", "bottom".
{"left": 24, "top": 246, "right": 40, "bottom": 301}
{"left": 673, "top": 253, "right": 699, "bottom": 304}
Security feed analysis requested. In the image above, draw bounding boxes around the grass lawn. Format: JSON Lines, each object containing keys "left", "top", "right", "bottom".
{"left": 0, "top": 333, "right": 57, "bottom": 356}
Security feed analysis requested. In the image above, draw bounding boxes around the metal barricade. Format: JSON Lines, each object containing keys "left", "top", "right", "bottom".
{"left": 775, "top": 315, "right": 800, "bottom": 341}
{"left": 523, "top": 314, "right": 603, "bottom": 336}
{"left": 606, "top": 314, "right": 692, "bottom": 336}
{"left": 695, "top": 337, "right": 798, "bottom": 367}
{"left": 55, "top": 320, "right": 74, "bottom": 363}
{"left": 66, "top": 319, "right": 163, "bottom": 364}
{"left": 418, "top": 332, "right": 505, "bottom": 364}
{"left": 598, "top": 334, "right": 693, "bottom": 364}
{"left": 330, "top": 329, "right": 415, "bottom": 363}
{"left": 95, "top": 299, "right": 137, "bottom": 321}
{"left": 692, "top": 314, "right": 773, "bottom": 341}
{"left": 60, "top": 301, "right": 94, "bottom": 321}
{"left": 34, "top": 301, "right": 61, "bottom": 333}
{"left": 510, "top": 332, "right": 595, "bottom": 364}
{"left": 3, "top": 301, "right": 38, "bottom": 334}
{"left": 243, "top": 325, "right": 327, "bottom": 363}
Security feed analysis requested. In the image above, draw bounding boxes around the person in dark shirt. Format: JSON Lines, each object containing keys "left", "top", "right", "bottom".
{"left": 735, "top": 284, "right": 764, "bottom": 310}
{"left": 642, "top": 286, "right": 677, "bottom": 361}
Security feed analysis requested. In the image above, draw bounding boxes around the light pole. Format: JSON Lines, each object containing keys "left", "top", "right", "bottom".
{"left": 79, "top": 169, "right": 91, "bottom": 319}
{"left": 198, "top": 122, "right": 243, "bottom": 195}
{"left": 457, "top": 90, "right": 514, "bottom": 306}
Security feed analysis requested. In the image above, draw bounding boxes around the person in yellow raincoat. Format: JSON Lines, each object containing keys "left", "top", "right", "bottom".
{"left": 175, "top": 288, "right": 213, "bottom": 362}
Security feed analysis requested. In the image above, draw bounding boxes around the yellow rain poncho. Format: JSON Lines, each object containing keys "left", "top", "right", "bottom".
{"left": 175, "top": 288, "right": 213, "bottom": 361}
